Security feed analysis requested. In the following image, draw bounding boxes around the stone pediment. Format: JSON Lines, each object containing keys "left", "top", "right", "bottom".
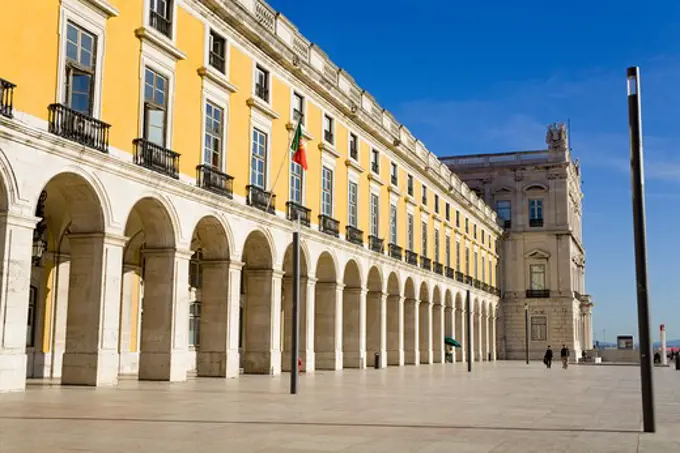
{"left": 523, "top": 183, "right": 548, "bottom": 192}
{"left": 525, "top": 248, "right": 550, "bottom": 259}
{"left": 493, "top": 186, "right": 513, "bottom": 194}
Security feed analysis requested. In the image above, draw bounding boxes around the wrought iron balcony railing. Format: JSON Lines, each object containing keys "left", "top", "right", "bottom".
{"left": 349, "top": 145, "right": 358, "bottom": 160}
{"left": 529, "top": 218, "right": 543, "bottom": 227}
{"left": 345, "top": 225, "right": 363, "bottom": 245}
{"left": 286, "top": 201, "right": 311, "bottom": 227}
{"left": 0, "top": 78, "right": 16, "bottom": 118}
{"left": 209, "top": 51, "right": 225, "bottom": 73}
{"left": 473, "top": 279, "right": 481, "bottom": 289}
{"left": 48, "top": 104, "right": 110, "bottom": 153}
{"left": 319, "top": 215, "right": 339, "bottom": 237}
{"left": 149, "top": 9, "right": 172, "bottom": 38}
{"left": 433, "top": 262, "right": 443, "bottom": 275}
{"left": 526, "top": 289, "right": 550, "bottom": 298}
{"left": 503, "top": 219, "right": 511, "bottom": 228}
{"left": 368, "top": 235, "right": 384, "bottom": 254}
{"left": 405, "top": 250, "right": 418, "bottom": 266}
{"left": 482, "top": 283, "right": 490, "bottom": 292}
{"left": 388, "top": 243, "right": 402, "bottom": 260}
{"left": 196, "top": 164, "right": 233, "bottom": 198}
{"left": 445, "top": 266, "right": 454, "bottom": 279}
{"left": 246, "top": 185, "right": 275, "bottom": 214}
{"left": 371, "top": 161, "right": 379, "bottom": 174}
{"left": 465, "top": 275, "right": 473, "bottom": 285}
{"left": 420, "top": 256, "right": 432, "bottom": 271}
{"left": 455, "top": 271, "right": 464, "bottom": 282}
{"left": 133, "top": 138, "right": 179, "bottom": 179}
{"left": 324, "top": 130, "right": 334, "bottom": 144}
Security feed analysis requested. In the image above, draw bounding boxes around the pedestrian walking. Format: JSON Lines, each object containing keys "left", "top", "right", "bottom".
{"left": 560, "top": 344, "right": 570, "bottom": 369}
{"left": 543, "top": 346, "right": 553, "bottom": 369}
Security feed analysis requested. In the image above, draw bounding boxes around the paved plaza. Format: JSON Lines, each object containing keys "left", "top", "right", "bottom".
{"left": 1, "top": 362, "right": 679, "bottom": 452}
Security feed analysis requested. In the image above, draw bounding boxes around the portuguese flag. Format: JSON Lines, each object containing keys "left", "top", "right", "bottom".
{"left": 291, "top": 121, "right": 308, "bottom": 171}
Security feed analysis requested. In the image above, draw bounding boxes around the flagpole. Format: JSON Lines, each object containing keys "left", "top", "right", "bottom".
{"left": 290, "top": 215, "right": 301, "bottom": 394}
{"left": 266, "top": 119, "right": 300, "bottom": 214}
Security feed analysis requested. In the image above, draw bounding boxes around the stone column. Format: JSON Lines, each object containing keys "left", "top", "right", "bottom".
{"left": 0, "top": 213, "right": 38, "bottom": 393}
{"left": 455, "top": 308, "right": 465, "bottom": 363}
{"left": 483, "top": 313, "right": 490, "bottom": 361}
{"left": 302, "top": 277, "right": 316, "bottom": 373}
{"left": 386, "top": 294, "right": 403, "bottom": 366}
{"left": 491, "top": 315, "right": 497, "bottom": 361}
{"left": 197, "top": 259, "right": 233, "bottom": 377}
{"left": 467, "top": 309, "right": 474, "bottom": 363}
{"left": 343, "top": 287, "right": 366, "bottom": 369}
{"left": 366, "top": 290, "right": 385, "bottom": 368}
{"left": 118, "top": 264, "right": 140, "bottom": 375}
{"left": 404, "top": 298, "right": 419, "bottom": 365}
{"left": 314, "top": 281, "right": 343, "bottom": 370}
{"left": 419, "top": 302, "right": 432, "bottom": 364}
{"left": 476, "top": 311, "right": 483, "bottom": 361}
{"left": 61, "top": 233, "right": 126, "bottom": 387}
{"left": 448, "top": 306, "right": 456, "bottom": 362}
{"left": 432, "top": 304, "right": 444, "bottom": 363}
{"left": 379, "top": 292, "right": 387, "bottom": 368}
{"left": 44, "top": 252, "right": 70, "bottom": 379}
{"left": 138, "top": 248, "right": 190, "bottom": 382}
{"left": 282, "top": 274, "right": 313, "bottom": 373}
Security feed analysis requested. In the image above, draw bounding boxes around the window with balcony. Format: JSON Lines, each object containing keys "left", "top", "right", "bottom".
{"left": 64, "top": 22, "right": 96, "bottom": 115}
{"left": 209, "top": 30, "right": 226, "bottom": 73}
{"left": 434, "top": 228, "right": 440, "bottom": 263}
{"left": 390, "top": 162, "right": 398, "bottom": 185}
{"left": 531, "top": 316, "right": 547, "bottom": 341}
{"left": 349, "top": 133, "right": 358, "bottom": 160}
{"left": 370, "top": 193, "right": 380, "bottom": 237}
{"left": 496, "top": 200, "right": 511, "bottom": 227}
{"left": 456, "top": 210, "right": 460, "bottom": 227}
{"left": 530, "top": 264, "right": 546, "bottom": 292}
{"left": 481, "top": 256, "right": 486, "bottom": 282}
{"left": 150, "top": 0, "right": 173, "bottom": 38}
{"left": 348, "top": 181, "right": 358, "bottom": 227}
{"left": 371, "top": 149, "right": 380, "bottom": 174}
{"left": 323, "top": 114, "right": 334, "bottom": 144}
{"left": 292, "top": 92, "right": 305, "bottom": 125}
{"left": 255, "top": 65, "right": 269, "bottom": 102}
{"left": 290, "top": 150, "right": 303, "bottom": 204}
{"left": 421, "top": 185, "right": 427, "bottom": 205}
{"left": 434, "top": 194, "right": 439, "bottom": 214}
{"left": 250, "top": 128, "right": 268, "bottom": 188}
{"left": 474, "top": 251, "right": 478, "bottom": 278}
{"left": 456, "top": 241, "right": 460, "bottom": 270}
{"left": 481, "top": 229, "right": 486, "bottom": 245}
{"left": 473, "top": 224, "right": 477, "bottom": 240}
{"left": 143, "top": 68, "right": 168, "bottom": 146}
{"left": 465, "top": 246, "right": 470, "bottom": 275}
{"left": 407, "top": 213, "right": 414, "bottom": 250}
{"left": 465, "top": 217, "right": 469, "bottom": 234}
{"left": 529, "top": 199, "right": 544, "bottom": 227}
{"left": 203, "top": 101, "right": 223, "bottom": 168}
{"left": 322, "top": 167, "right": 333, "bottom": 216}
{"left": 445, "top": 203, "right": 450, "bottom": 221}
{"left": 445, "top": 236, "right": 451, "bottom": 267}
{"left": 421, "top": 221, "right": 428, "bottom": 257}
{"left": 407, "top": 174, "right": 414, "bottom": 196}
{"left": 390, "top": 204, "right": 397, "bottom": 244}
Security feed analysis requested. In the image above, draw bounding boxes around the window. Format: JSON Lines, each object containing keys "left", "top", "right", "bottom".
{"left": 445, "top": 236, "right": 451, "bottom": 267}
{"left": 390, "top": 162, "right": 398, "bottom": 185}
{"left": 456, "top": 241, "right": 461, "bottom": 270}
{"left": 421, "top": 221, "right": 428, "bottom": 257}
{"left": 370, "top": 193, "right": 380, "bottom": 237}
{"left": 255, "top": 65, "right": 269, "bottom": 102}
{"left": 203, "top": 101, "right": 223, "bottom": 168}
{"left": 474, "top": 251, "right": 478, "bottom": 278}
{"left": 321, "top": 167, "right": 333, "bottom": 216}
{"left": 407, "top": 174, "right": 414, "bottom": 196}
{"left": 209, "top": 30, "right": 226, "bottom": 73}
{"left": 189, "top": 301, "right": 201, "bottom": 347}
{"left": 434, "top": 194, "right": 439, "bottom": 214}
{"left": 530, "top": 264, "right": 546, "bottom": 290}
{"left": 465, "top": 246, "right": 470, "bottom": 275}
{"left": 250, "top": 128, "right": 267, "bottom": 188}
{"left": 349, "top": 133, "right": 358, "bottom": 160}
{"left": 496, "top": 200, "right": 511, "bottom": 224}
{"left": 65, "top": 22, "right": 96, "bottom": 115}
{"left": 144, "top": 68, "right": 168, "bottom": 146}
{"left": 481, "top": 230, "right": 486, "bottom": 245}
{"left": 292, "top": 92, "right": 305, "bottom": 125}
{"left": 348, "top": 181, "right": 358, "bottom": 227}
{"left": 531, "top": 316, "right": 547, "bottom": 342}
{"left": 465, "top": 217, "right": 469, "bottom": 234}
{"left": 290, "top": 150, "right": 303, "bottom": 204}
{"left": 529, "top": 199, "right": 544, "bottom": 226}
{"left": 323, "top": 114, "right": 334, "bottom": 144}
{"left": 473, "top": 224, "right": 477, "bottom": 239}
{"left": 445, "top": 203, "right": 450, "bottom": 221}
{"left": 150, "top": 0, "right": 173, "bottom": 38}
{"left": 422, "top": 185, "right": 427, "bottom": 205}
{"left": 407, "top": 214, "right": 414, "bottom": 251}
{"left": 481, "top": 256, "right": 486, "bottom": 282}
{"left": 26, "top": 286, "right": 37, "bottom": 347}
{"left": 456, "top": 210, "right": 460, "bottom": 227}
{"left": 390, "top": 204, "right": 397, "bottom": 244}
{"left": 371, "top": 149, "right": 380, "bottom": 173}
{"left": 489, "top": 260, "right": 492, "bottom": 284}
{"left": 434, "top": 228, "right": 440, "bottom": 263}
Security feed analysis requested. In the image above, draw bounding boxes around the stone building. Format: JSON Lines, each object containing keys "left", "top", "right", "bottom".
{"left": 443, "top": 124, "right": 594, "bottom": 360}
{"left": 0, "top": 0, "right": 501, "bottom": 392}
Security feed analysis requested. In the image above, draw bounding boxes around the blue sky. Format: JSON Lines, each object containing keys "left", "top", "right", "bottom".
{"left": 267, "top": 0, "right": 680, "bottom": 342}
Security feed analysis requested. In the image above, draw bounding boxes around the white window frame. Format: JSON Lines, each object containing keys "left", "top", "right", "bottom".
{"left": 407, "top": 213, "right": 414, "bottom": 251}
{"left": 202, "top": 98, "right": 227, "bottom": 169}
{"left": 370, "top": 192, "right": 380, "bottom": 237}
{"left": 206, "top": 27, "right": 228, "bottom": 74}
{"left": 139, "top": 62, "right": 175, "bottom": 148}
{"left": 531, "top": 316, "right": 548, "bottom": 342}
{"left": 529, "top": 198, "right": 544, "bottom": 221}
{"left": 289, "top": 151, "right": 304, "bottom": 205}
{"left": 445, "top": 235, "right": 451, "bottom": 267}
{"left": 321, "top": 166, "right": 334, "bottom": 217}
{"left": 371, "top": 148, "right": 380, "bottom": 174}
{"left": 250, "top": 127, "right": 269, "bottom": 189}
{"left": 291, "top": 90, "right": 306, "bottom": 127}
{"left": 323, "top": 112, "right": 335, "bottom": 146}
{"left": 252, "top": 61, "right": 271, "bottom": 104}
{"left": 248, "top": 110, "right": 273, "bottom": 189}
{"left": 529, "top": 263, "right": 546, "bottom": 290}
{"left": 348, "top": 179, "right": 359, "bottom": 227}
{"left": 144, "top": 0, "right": 179, "bottom": 42}
{"left": 348, "top": 132, "right": 359, "bottom": 161}
{"left": 434, "top": 228, "right": 440, "bottom": 263}
{"left": 390, "top": 204, "right": 398, "bottom": 244}
{"left": 421, "top": 220, "right": 428, "bottom": 258}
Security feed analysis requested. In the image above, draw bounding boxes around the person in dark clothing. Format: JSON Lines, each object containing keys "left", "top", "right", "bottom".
{"left": 543, "top": 346, "right": 553, "bottom": 369}
{"left": 560, "top": 345, "right": 570, "bottom": 369}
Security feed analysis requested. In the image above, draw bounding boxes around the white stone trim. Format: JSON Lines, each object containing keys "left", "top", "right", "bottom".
{"left": 200, "top": 91, "right": 230, "bottom": 173}
{"left": 143, "top": 0, "right": 179, "bottom": 46}
{"left": 137, "top": 53, "right": 176, "bottom": 150}
{"left": 345, "top": 158, "right": 363, "bottom": 174}
{"left": 249, "top": 113, "right": 274, "bottom": 190}
{"left": 246, "top": 96, "right": 280, "bottom": 120}
{"left": 318, "top": 141, "right": 340, "bottom": 159}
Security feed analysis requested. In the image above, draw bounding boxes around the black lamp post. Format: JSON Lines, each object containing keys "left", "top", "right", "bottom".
{"left": 524, "top": 302, "right": 529, "bottom": 364}
{"left": 32, "top": 191, "right": 47, "bottom": 267}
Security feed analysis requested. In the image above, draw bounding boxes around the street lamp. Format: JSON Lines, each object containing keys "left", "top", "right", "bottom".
{"left": 524, "top": 302, "right": 529, "bottom": 364}
{"left": 32, "top": 191, "right": 48, "bottom": 267}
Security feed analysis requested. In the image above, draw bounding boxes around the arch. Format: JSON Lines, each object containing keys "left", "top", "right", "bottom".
{"left": 419, "top": 281, "right": 430, "bottom": 303}
{"left": 387, "top": 272, "right": 400, "bottom": 297}
{"left": 433, "top": 285, "right": 442, "bottom": 305}
{"left": 404, "top": 277, "right": 416, "bottom": 300}
{"left": 342, "top": 259, "right": 362, "bottom": 288}
{"left": 523, "top": 183, "right": 548, "bottom": 192}
{"left": 316, "top": 250, "right": 337, "bottom": 283}
{"left": 281, "top": 240, "right": 310, "bottom": 372}
{"left": 190, "top": 215, "right": 231, "bottom": 260}
{"left": 432, "top": 286, "right": 444, "bottom": 363}
{"left": 187, "top": 212, "right": 234, "bottom": 260}
{"left": 342, "top": 259, "right": 363, "bottom": 368}
{"left": 366, "top": 265, "right": 382, "bottom": 293}
{"left": 0, "top": 146, "right": 20, "bottom": 209}
{"left": 124, "top": 196, "right": 177, "bottom": 249}
{"left": 314, "top": 250, "right": 339, "bottom": 370}
{"left": 241, "top": 229, "right": 275, "bottom": 269}
{"left": 386, "top": 271, "right": 401, "bottom": 366}
{"left": 282, "top": 241, "right": 309, "bottom": 276}
{"left": 445, "top": 289, "right": 453, "bottom": 308}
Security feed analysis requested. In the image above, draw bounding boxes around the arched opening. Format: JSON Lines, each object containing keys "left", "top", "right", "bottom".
{"left": 403, "top": 277, "right": 418, "bottom": 365}
{"left": 366, "top": 266, "right": 383, "bottom": 368}
{"left": 386, "top": 272, "right": 401, "bottom": 366}
{"left": 282, "top": 242, "right": 309, "bottom": 372}
{"left": 314, "top": 251, "right": 339, "bottom": 370}
{"left": 241, "top": 230, "right": 276, "bottom": 374}
{"left": 444, "top": 289, "right": 454, "bottom": 363}
{"left": 187, "top": 216, "right": 233, "bottom": 378}
{"left": 481, "top": 301, "right": 489, "bottom": 361}
{"left": 432, "top": 286, "right": 443, "bottom": 363}
{"left": 342, "top": 260, "right": 363, "bottom": 368}
{"left": 418, "top": 282, "right": 431, "bottom": 364}
{"left": 454, "top": 292, "right": 465, "bottom": 363}
{"left": 122, "top": 197, "right": 180, "bottom": 381}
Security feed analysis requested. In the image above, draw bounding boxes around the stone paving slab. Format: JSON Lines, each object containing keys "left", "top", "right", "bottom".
{"left": 0, "top": 362, "right": 679, "bottom": 452}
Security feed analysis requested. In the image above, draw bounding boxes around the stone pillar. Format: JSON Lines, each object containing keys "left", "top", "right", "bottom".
{"left": 197, "top": 259, "right": 238, "bottom": 377}
{"left": 343, "top": 287, "right": 366, "bottom": 369}
{"left": 366, "top": 291, "right": 385, "bottom": 368}
{"left": 282, "top": 274, "right": 313, "bottom": 373}
{"left": 404, "top": 298, "right": 419, "bottom": 365}
{"left": 302, "top": 277, "right": 316, "bottom": 373}
{"left": 476, "top": 311, "right": 483, "bottom": 361}
{"left": 61, "top": 233, "right": 126, "bottom": 387}
{"left": 491, "top": 315, "right": 497, "bottom": 361}
{"left": 386, "top": 294, "right": 403, "bottom": 366}
{"left": 379, "top": 292, "right": 387, "bottom": 368}
{"left": 314, "top": 281, "right": 342, "bottom": 370}
{"left": 419, "top": 302, "right": 432, "bottom": 364}
{"left": 483, "top": 313, "right": 490, "bottom": 361}
{"left": 43, "top": 252, "right": 70, "bottom": 379}
{"left": 446, "top": 306, "right": 456, "bottom": 362}
{"left": 432, "top": 304, "right": 444, "bottom": 363}
{"left": 118, "top": 264, "right": 140, "bottom": 375}
{"left": 138, "top": 248, "right": 190, "bottom": 382}
{"left": 455, "top": 308, "right": 465, "bottom": 363}
{"left": 0, "top": 213, "right": 38, "bottom": 392}
{"left": 468, "top": 309, "right": 474, "bottom": 363}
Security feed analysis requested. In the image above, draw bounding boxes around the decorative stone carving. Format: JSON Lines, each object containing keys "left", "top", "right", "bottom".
{"left": 546, "top": 122, "right": 568, "bottom": 151}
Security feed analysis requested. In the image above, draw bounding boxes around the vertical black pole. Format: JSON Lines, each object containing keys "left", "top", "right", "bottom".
{"left": 466, "top": 290, "right": 472, "bottom": 372}
{"left": 627, "top": 66, "right": 655, "bottom": 433}
{"left": 525, "top": 304, "right": 530, "bottom": 364}
{"left": 290, "top": 230, "right": 300, "bottom": 394}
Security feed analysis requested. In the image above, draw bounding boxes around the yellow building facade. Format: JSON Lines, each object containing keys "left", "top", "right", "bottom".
{"left": 0, "top": 0, "right": 501, "bottom": 392}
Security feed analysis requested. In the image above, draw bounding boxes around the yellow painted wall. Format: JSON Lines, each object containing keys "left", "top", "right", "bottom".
{"left": 174, "top": 7, "right": 204, "bottom": 177}
{"left": 40, "top": 259, "right": 55, "bottom": 353}
{"left": 130, "top": 272, "right": 140, "bottom": 352}
{"left": 0, "top": 3, "right": 59, "bottom": 120}
{"left": 305, "top": 102, "right": 321, "bottom": 218}
{"left": 334, "top": 124, "right": 349, "bottom": 229}
{"left": 357, "top": 140, "right": 370, "bottom": 234}
{"left": 270, "top": 76, "right": 288, "bottom": 200}
{"left": 225, "top": 47, "right": 252, "bottom": 198}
